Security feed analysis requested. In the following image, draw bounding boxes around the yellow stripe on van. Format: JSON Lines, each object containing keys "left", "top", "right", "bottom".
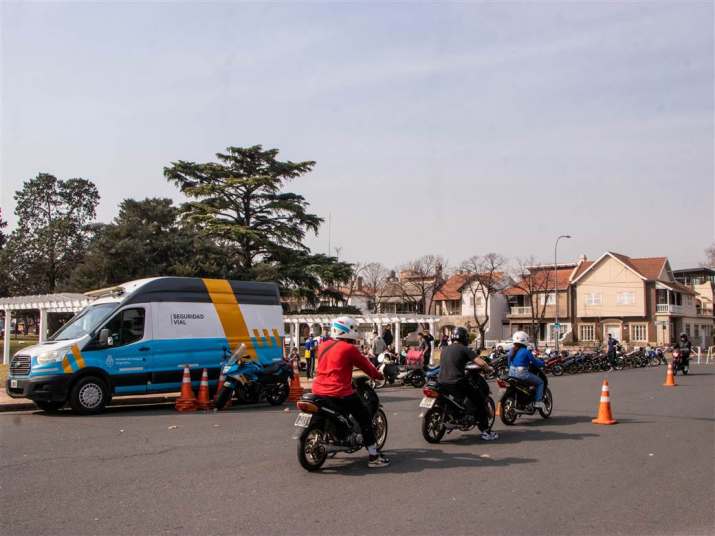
{"left": 271, "top": 329, "right": 282, "bottom": 348}
{"left": 71, "top": 344, "right": 86, "bottom": 369}
{"left": 61, "top": 356, "right": 73, "bottom": 374}
{"left": 203, "top": 279, "right": 257, "bottom": 359}
{"left": 263, "top": 328, "right": 276, "bottom": 347}
{"left": 252, "top": 329, "right": 265, "bottom": 347}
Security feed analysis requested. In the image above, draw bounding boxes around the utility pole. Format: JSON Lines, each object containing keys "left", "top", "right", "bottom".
{"left": 554, "top": 234, "right": 572, "bottom": 352}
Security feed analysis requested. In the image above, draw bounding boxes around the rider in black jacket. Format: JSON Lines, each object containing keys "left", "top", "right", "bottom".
{"left": 674, "top": 333, "right": 692, "bottom": 373}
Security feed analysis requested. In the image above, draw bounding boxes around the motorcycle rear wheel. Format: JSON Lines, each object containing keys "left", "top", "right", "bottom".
{"left": 411, "top": 374, "right": 426, "bottom": 388}
{"left": 266, "top": 382, "right": 289, "bottom": 406}
{"left": 297, "top": 426, "right": 328, "bottom": 471}
{"left": 551, "top": 365, "right": 564, "bottom": 377}
{"left": 500, "top": 395, "right": 518, "bottom": 425}
{"left": 486, "top": 396, "right": 496, "bottom": 430}
{"left": 421, "top": 407, "right": 446, "bottom": 443}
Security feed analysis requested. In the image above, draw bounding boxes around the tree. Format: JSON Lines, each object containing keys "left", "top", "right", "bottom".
{"left": 397, "top": 255, "right": 446, "bottom": 314}
{"left": 704, "top": 243, "right": 715, "bottom": 268}
{"left": 65, "top": 198, "right": 226, "bottom": 290}
{"left": 361, "top": 262, "right": 390, "bottom": 313}
{"left": 6, "top": 173, "right": 99, "bottom": 294}
{"left": 509, "top": 257, "right": 555, "bottom": 341}
{"left": 460, "top": 253, "right": 507, "bottom": 350}
{"left": 0, "top": 208, "right": 7, "bottom": 250}
{"left": 0, "top": 209, "right": 8, "bottom": 296}
{"left": 164, "top": 145, "right": 347, "bottom": 303}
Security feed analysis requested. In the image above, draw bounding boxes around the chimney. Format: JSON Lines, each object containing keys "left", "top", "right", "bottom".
{"left": 579, "top": 254, "right": 588, "bottom": 262}
{"left": 357, "top": 276, "right": 363, "bottom": 291}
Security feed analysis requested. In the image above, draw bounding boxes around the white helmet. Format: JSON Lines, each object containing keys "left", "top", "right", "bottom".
{"left": 512, "top": 331, "right": 529, "bottom": 345}
{"left": 330, "top": 316, "right": 360, "bottom": 341}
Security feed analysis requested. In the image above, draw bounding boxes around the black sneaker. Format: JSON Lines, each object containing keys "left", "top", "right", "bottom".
{"left": 368, "top": 454, "right": 391, "bottom": 468}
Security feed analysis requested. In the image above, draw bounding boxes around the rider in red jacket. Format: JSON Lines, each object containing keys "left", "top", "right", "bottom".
{"left": 311, "top": 316, "right": 389, "bottom": 468}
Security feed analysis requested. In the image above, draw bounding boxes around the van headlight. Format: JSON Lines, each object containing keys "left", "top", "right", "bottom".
{"left": 37, "top": 349, "right": 68, "bottom": 364}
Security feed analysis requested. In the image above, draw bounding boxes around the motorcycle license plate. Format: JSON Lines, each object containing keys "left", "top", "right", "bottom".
{"left": 419, "top": 397, "right": 436, "bottom": 408}
{"left": 294, "top": 413, "right": 312, "bottom": 428}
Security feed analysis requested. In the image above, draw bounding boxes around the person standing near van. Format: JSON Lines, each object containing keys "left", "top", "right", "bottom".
{"left": 305, "top": 334, "right": 317, "bottom": 379}
{"left": 382, "top": 326, "right": 394, "bottom": 349}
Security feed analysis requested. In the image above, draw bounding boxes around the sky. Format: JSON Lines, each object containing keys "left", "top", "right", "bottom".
{"left": 1, "top": 1, "right": 713, "bottom": 271}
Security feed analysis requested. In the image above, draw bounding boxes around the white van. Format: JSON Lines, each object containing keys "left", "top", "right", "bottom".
{"left": 6, "top": 277, "right": 284, "bottom": 413}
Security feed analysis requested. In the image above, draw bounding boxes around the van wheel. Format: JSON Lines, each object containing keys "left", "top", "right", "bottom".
{"left": 34, "top": 400, "right": 65, "bottom": 412}
{"left": 69, "top": 376, "right": 110, "bottom": 414}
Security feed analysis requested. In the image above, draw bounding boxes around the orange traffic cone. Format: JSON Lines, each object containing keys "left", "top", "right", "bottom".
{"left": 592, "top": 378, "right": 617, "bottom": 425}
{"left": 288, "top": 359, "right": 304, "bottom": 402}
{"left": 214, "top": 370, "right": 232, "bottom": 408}
{"left": 495, "top": 401, "right": 501, "bottom": 417}
{"left": 663, "top": 363, "right": 677, "bottom": 387}
{"left": 196, "top": 368, "right": 213, "bottom": 410}
{"left": 175, "top": 366, "right": 197, "bottom": 412}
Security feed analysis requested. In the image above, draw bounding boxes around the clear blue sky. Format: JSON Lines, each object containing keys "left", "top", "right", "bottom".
{"left": 1, "top": 1, "right": 713, "bottom": 269}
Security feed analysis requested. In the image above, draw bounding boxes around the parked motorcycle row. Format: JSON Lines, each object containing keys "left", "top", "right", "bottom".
{"left": 535, "top": 345, "right": 668, "bottom": 376}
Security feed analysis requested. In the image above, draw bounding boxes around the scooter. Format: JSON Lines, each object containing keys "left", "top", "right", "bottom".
{"left": 497, "top": 365, "right": 553, "bottom": 425}
{"left": 215, "top": 344, "right": 292, "bottom": 409}
{"left": 374, "top": 350, "right": 426, "bottom": 388}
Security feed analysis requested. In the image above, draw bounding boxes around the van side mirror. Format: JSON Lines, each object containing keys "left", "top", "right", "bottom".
{"left": 99, "top": 328, "right": 112, "bottom": 347}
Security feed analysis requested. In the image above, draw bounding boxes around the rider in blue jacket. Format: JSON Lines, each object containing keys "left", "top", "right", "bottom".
{"left": 508, "top": 331, "right": 546, "bottom": 408}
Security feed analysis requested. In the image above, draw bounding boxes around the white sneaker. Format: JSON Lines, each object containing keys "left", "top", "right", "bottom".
{"left": 534, "top": 401, "right": 546, "bottom": 409}
{"left": 480, "top": 431, "right": 499, "bottom": 441}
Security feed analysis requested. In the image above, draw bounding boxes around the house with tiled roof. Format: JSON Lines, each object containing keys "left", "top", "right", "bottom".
{"left": 502, "top": 263, "right": 578, "bottom": 344}
{"left": 569, "top": 252, "right": 711, "bottom": 346}
{"left": 432, "top": 272, "right": 511, "bottom": 343}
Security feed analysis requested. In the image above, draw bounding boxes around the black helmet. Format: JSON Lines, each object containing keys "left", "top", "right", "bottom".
{"left": 451, "top": 326, "right": 469, "bottom": 346}
{"left": 680, "top": 332, "right": 688, "bottom": 339}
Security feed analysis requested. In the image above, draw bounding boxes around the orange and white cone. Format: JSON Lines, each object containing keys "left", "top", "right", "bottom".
{"left": 175, "top": 366, "right": 197, "bottom": 412}
{"left": 288, "top": 358, "right": 304, "bottom": 403}
{"left": 663, "top": 363, "right": 677, "bottom": 387}
{"left": 495, "top": 401, "right": 502, "bottom": 417}
{"left": 214, "top": 370, "right": 231, "bottom": 407}
{"left": 196, "top": 368, "right": 213, "bottom": 410}
{"left": 592, "top": 378, "right": 617, "bottom": 425}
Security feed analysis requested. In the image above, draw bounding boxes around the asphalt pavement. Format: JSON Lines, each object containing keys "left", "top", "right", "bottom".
{"left": 1, "top": 366, "right": 713, "bottom": 536}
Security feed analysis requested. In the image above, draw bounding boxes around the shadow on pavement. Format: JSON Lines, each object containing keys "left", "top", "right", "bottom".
{"left": 318, "top": 448, "right": 537, "bottom": 476}
{"left": 449, "top": 428, "right": 598, "bottom": 445}
{"left": 521, "top": 414, "right": 593, "bottom": 426}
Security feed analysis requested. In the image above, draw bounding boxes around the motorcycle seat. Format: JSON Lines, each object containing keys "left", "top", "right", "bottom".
{"left": 261, "top": 363, "right": 282, "bottom": 374}
{"left": 506, "top": 376, "right": 535, "bottom": 389}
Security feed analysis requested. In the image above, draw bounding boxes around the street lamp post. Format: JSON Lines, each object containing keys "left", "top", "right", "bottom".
{"left": 554, "top": 234, "right": 572, "bottom": 353}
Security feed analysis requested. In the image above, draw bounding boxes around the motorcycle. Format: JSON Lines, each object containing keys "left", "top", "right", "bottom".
{"left": 373, "top": 350, "right": 426, "bottom": 388}
{"left": 543, "top": 354, "right": 564, "bottom": 376}
{"left": 645, "top": 346, "right": 665, "bottom": 367}
{"left": 671, "top": 348, "right": 690, "bottom": 376}
{"left": 294, "top": 376, "right": 388, "bottom": 471}
{"left": 215, "top": 345, "right": 292, "bottom": 409}
{"left": 497, "top": 365, "right": 553, "bottom": 425}
{"left": 419, "top": 364, "right": 496, "bottom": 443}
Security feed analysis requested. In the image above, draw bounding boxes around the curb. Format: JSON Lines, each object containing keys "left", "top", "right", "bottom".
{"left": 0, "top": 393, "right": 179, "bottom": 413}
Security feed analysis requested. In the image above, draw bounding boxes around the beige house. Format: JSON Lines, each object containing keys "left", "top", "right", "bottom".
{"left": 570, "top": 252, "right": 706, "bottom": 346}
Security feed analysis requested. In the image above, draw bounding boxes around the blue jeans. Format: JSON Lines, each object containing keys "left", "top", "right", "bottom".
{"left": 509, "top": 366, "right": 544, "bottom": 401}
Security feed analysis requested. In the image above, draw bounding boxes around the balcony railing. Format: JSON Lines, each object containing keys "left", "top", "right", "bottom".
{"left": 509, "top": 306, "right": 532, "bottom": 316}
{"left": 656, "top": 304, "right": 683, "bottom": 314}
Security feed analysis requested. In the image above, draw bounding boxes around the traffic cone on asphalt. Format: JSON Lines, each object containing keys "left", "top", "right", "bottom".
{"left": 214, "top": 370, "right": 231, "bottom": 408}
{"left": 288, "top": 359, "right": 304, "bottom": 403}
{"left": 495, "top": 401, "right": 502, "bottom": 417}
{"left": 196, "top": 368, "right": 213, "bottom": 410}
{"left": 592, "top": 379, "right": 617, "bottom": 425}
{"left": 175, "top": 366, "right": 197, "bottom": 412}
{"left": 663, "top": 363, "right": 677, "bottom": 387}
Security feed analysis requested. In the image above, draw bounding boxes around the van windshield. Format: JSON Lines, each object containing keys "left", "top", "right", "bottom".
{"left": 51, "top": 303, "right": 119, "bottom": 341}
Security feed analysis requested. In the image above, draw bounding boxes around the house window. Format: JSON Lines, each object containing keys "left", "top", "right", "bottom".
{"left": 694, "top": 324, "right": 700, "bottom": 338}
{"left": 540, "top": 293, "right": 556, "bottom": 305}
{"left": 475, "top": 296, "right": 483, "bottom": 307}
{"left": 685, "top": 324, "right": 691, "bottom": 337}
{"left": 579, "top": 324, "right": 595, "bottom": 341}
{"left": 630, "top": 323, "right": 648, "bottom": 342}
{"left": 616, "top": 292, "right": 636, "bottom": 305}
{"left": 585, "top": 293, "right": 602, "bottom": 306}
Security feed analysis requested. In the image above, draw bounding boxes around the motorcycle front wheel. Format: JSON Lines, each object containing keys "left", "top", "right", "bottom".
{"left": 538, "top": 388, "right": 553, "bottom": 419}
{"left": 411, "top": 374, "right": 426, "bottom": 388}
{"left": 500, "top": 395, "right": 518, "bottom": 426}
{"left": 486, "top": 396, "right": 496, "bottom": 430}
{"left": 551, "top": 365, "right": 564, "bottom": 377}
{"left": 214, "top": 386, "right": 234, "bottom": 410}
{"left": 421, "top": 406, "right": 446, "bottom": 443}
{"left": 297, "top": 426, "right": 328, "bottom": 471}
{"left": 373, "top": 408, "right": 389, "bottom": 450}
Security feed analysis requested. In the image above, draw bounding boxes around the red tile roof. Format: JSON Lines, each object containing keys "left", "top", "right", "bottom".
{"left": 504, "top": 267, "right": 572, "bottom": 296}
{"left": 433, "top": 274, "right": 469, "bottom": 301}
{"left": 573, "top": 252, "right": 668, "bottom": 282}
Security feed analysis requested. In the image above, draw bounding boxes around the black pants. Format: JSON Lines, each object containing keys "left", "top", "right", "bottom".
{"left": 329, "top": 393, "right": 377, "bottom": 447}
{"left": 423, "top": 352, "right": 431, "bottom": 370}
{"left": 442, "top": 379, "right": 491, "bottom": 432}
{"left": 307, "top": 351, "right": 315, "bottom": 378}
{"left": 607, "top": 349, "right": 616, "bottom": 367}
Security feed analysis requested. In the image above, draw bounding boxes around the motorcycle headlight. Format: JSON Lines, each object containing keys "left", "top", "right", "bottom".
{"left": 36, "top": 348, "right": 68, "bottom": 365}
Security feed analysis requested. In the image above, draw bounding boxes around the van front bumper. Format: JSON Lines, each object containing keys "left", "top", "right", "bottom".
{"left": 5, "top": 375, "right": 70, "bottom": 402}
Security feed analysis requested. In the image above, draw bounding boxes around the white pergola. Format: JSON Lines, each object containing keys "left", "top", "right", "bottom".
{"left": 1, "top": 293, "right": 93, "bottom": 364}
{"left": 284, "top": 313, "right": 441, "bottom": 355}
